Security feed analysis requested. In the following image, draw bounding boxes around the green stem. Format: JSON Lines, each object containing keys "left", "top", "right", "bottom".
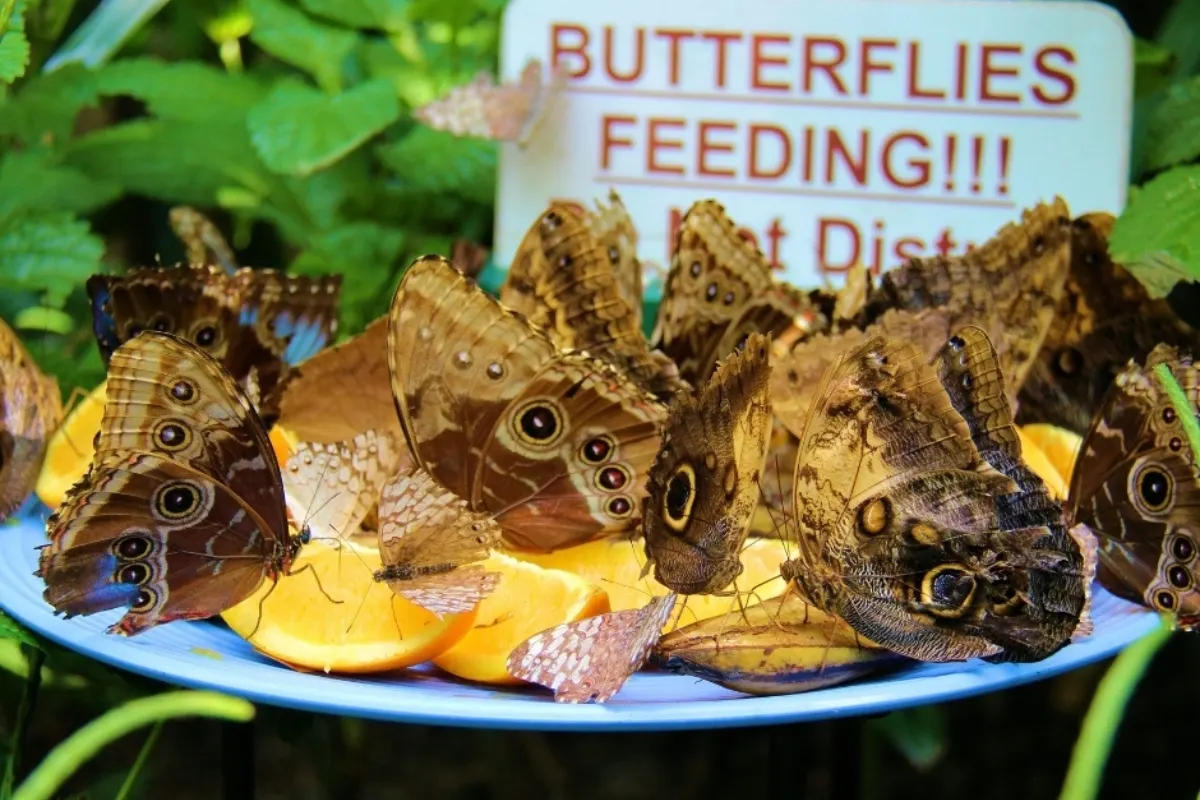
{"left": 1059, "top": 618, "right": 1174, "bottom": 800}
{"left": 12, "top": 691, "right": 253, "bottom": 800}
{"left": 112, "top": 720, "right": 163, "bottom": 800}
{"left": 2, "top": 647, "right": 45, "bottom": 800}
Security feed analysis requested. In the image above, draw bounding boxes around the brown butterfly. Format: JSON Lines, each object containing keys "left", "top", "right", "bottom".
{"left": 414, "top": 58, "right": 565, "bottom": 147}
{"left": 502, "top": 203, "right": 685, "bottom": 400}
{"left": 168, "top": 205, "right": 240, "bottom": 276}
{"left": 650, "top": 200, "right": 832, "bottom": 387}
{"left": 389, "top": 255, "right": 665, "bottom": 552}
{"left": 1066, "top": 344, "right": 1200, "bottom": 627}
{"left": 0, "top": 317, "right": 62, "bottom": 521}
{"left": 643, "top": 333, "right": 773, "bottom": 594}
{"left": 781, "top": 326, "right": 1093, "bottom": 662}
{"left": 373, "top": 466, "right": 502, "bottom": 616}
{"left": 37, "top": 332, "right": 308, "bottom": 636}
{"left": 507, "top": 592, "right": 678, "bottom": 703}
{"left": 1016, "top": 213, "right": 1200, "bottom": 434}
{"left": 584, "top": 190, "right": 644, "bottom": 329}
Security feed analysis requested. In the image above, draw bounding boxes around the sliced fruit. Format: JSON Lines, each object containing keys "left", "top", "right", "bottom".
{"left": 516, "top": 536, "right": 791, "bottom": 628}
{"left": 432, "top": 553, "right": 610, "bottom": 685}
{"left": 1020, "top": 423, "right": 1084, "bottom": 488}
{"left": 35, "top": 381, "right": 107, "bottom": 509}
{"left": 221, "top": 535, "right": 475, "bottom": 674}
{"left": 1016, "top": 425, "right": 1068, "bottom": 500}
{"left": 269, "top": 424, "right": 300, "bottom": 466}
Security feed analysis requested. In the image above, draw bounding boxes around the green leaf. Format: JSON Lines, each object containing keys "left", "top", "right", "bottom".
{"left": 247, "top": 78, "right": 400, "bottom": 177}
{"left": 1110, "top": 166, "right": 1200, "bottom": 297}
{"left": 0, "top": 4, "right": 29, "bottom": 83}
{"left": 43, "top": 0, "right": 171, "bottom": 72}
{"left": 247, "top": 0, "right": 358, "bottom": 93}
{"left": 1156, "top": 0, "right": 1200, "bottom": 80}
{"left": 291, "top": 222, "right": 405, "bottom": 331}
{"left": 26, "top": 0, "right": 79, "bottom": 43}
{"left": 0, "top": 611, "right": 40, "bottom": 651}
{"left": 0, "top": 213, "right": 106, "bottom": 306}
{"left": 1134, "top": 37, "right": 1173, "bottom": 69}
{"left": 1145, "top": 76, "right": 1200, "bottom": 172}
{"left": 0, "top": 0, "right": 16, "bottom": 36}
{"left": 0, "top": 63, "right": 102, "bottom": 144}
{"left": 13, "top": 306, "right": 74, "bottom": 334}
{"left": 300, "top": 0, "right": 408, "bottom": 31}
{"left": 406, "top": 0, "right": 480, "bottom": 28}
{"left": 377, "top": 126, "right": 495, "bottom": 204}
{"left": 0, "top": 149, "right": 122, "bottom": 225}
{"left": 95, "top": 57, "right": 268, "bottom": 121}
{"left": 870, "top": 706, "right": 946, "bottom": 772}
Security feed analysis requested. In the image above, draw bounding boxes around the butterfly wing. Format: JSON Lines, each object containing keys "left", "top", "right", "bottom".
{"left": 0, "top": 318, "right": 62, "bottom": 520}
{"left": 1067, "top": 345, "right": 1200, "bottom": 626}
{"left": 389, "top": 256, "right": 665, "bottom": 551}
{"left": 230, "top": 268, "right": 341, "bottom": 368}
{"left": 643, "top": 334, "right": 773, "bottom": 594}
{"left": 586, "top": 190, "right": 643, "bottom": 329}
{"left": 168, "top": 206, "right": 240, "bottom": 276}
{"left": 507, "top": 593, "right": 678, "bottom": 703}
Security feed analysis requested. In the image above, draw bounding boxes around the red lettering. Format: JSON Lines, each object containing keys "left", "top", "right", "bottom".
{"left": 979, "top": 44, "right": 1022, "bottom": 104}
{"left": 752, "top": 34, "right": 792, "bottom": 91}
{"left": 748, "top": 124, "right": 792, "bottom": 180}
{"left": 826, "top": 129, "right": 868, "bottom": 185}
{"left": 894, "top": 237, "right": 924, "bottom": 262}
{"left": 859, "top": 39, "right": 897, "bottom": 95}
{"left": 881, "top": 131, "right": 931, "bottom": 189}
{"left": 1032, "top": 46, "right": 1076, "bottom": 105}
{"left": 604, "top": 25, "right": 644, "bottom": 83}
{"left": 600, "top": 115, "right": 636, "bottom": 170}
{"left": 703, "top": 31, "right": 743, "bottom": 88}
{"left": 906, "top": 41, "right": 945, "bottom": 100}
{"left": 551, "top": 24, "right": 591, "bottom": 78}
{"left": 647, "top": 118, "right": 686, "bottom": 175}
{"left": 954, "top": 42, "right": 969, "bottom": 101}
{"left": 817, "top": 218, "right": 860, "bottom": 273}
{"left": 766, "top": 218, "right": 787, "bottom": 269}
{"left": 804, "top": 37, "right": 848, "bottom": 94}
{"left": 697, "top": 121, "right": 737, "bottom": 178}
{"left": 934, "top": 227, "right": 958, "bottom": 257}
{"left": 656, "top": 29, "right": 695, "bottom": 86}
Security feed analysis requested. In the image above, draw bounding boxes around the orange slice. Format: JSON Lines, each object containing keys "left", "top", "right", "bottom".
{"left": 36, "top": 381, "right": 107, "bottom": 509}
{"left": 432, "top": 554, "right": 609, "bottom": 685}
{"left": 1016, "top": 425, "right": 1069, "bottom": 500}
{"left": 221, "top": 536, "right": 476, "bottom": 674}
{"left": 269, "top": 425, "right": 300, "bottom": 466}
{"left": 517, "top": 536, "right": 791, "bottom": 628}
{"left": 1020, "top": 423, "right": 1083, "bottom": 488}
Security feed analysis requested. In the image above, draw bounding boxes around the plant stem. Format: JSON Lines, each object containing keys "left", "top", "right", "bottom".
{"left": 1059, "top": 618, "right": 1173, "bottom": 800}
{"left": 2, "top": 647, "right": 45, "bottom": 800}
{"left": 113, "top": 720, "right": 163, "bottom": 800}
{"left": 12, "top": 691, "right": 253, "bottom": 800}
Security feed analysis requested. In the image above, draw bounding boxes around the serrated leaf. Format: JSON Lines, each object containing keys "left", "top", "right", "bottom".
{"left": 0, "top": 149, "right": 122, "bottom": 225}
{"left": 247, "top": 0, "right": 358, "bottom": 93}
{"left": 0, "top": 212, "right": 104, "bottom": 305}
{"left": 377, "top": 126, "right": 495, "bottom": 204}
{"left": 300, "top": 0, "right": 408, "bottom": 30}
{"left": 95, "top": 57, "right": 269, "bottom": 121}
{"left": 0, "top": 610, "right": 40, "bottom": 650}
{"left": 247, "top": 78, "right": 400, "bottom": 177}
{"left": 0, "top": 5, "right": 29, "bottom": 83}
{"left": 43, "top": 0, "right": 170, "bottom": 72}
{"left": 0, "top": 63, "right": 102, "bottom": 143}
{"left": 1111, "top": 166, "right": 1200, "bottom": 297}
{"left": 1145, "top": 76, "right": 1200, "bottom": 172}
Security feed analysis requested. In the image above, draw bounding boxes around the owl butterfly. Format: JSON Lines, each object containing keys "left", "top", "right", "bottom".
{"left": 87, "top": 264, "right": 342, "bottom": 407}
{"left": 414, "top": 58, "right": 566, "bottom": 147}
{"left": 38, "top": 333, "right": 307, "bottom": 635}
{"left": 508, "top": 593, "right": 678, "bottom": 703}
{"left": 501, "top": 203, "right": 685, "bottom": 400}
{"left": 643, "top": 333, "right": 773, "bottom": 594}
{"left": 281, "top": 429, "right": 401, "bottom": 543}
{"left": 583, "top": 190, "right": 644, "bottom": 329}
{"left": 650, "top": 200, "right": 833, "bottom": 387}
{"left": 1016, "top": 213, "right": 1200, "bottom": 434}
{"left": 389, "top": 255, "right": 665, "bottom": 552}
{"left": 168, "top": 206, "right": 240, "bottom": 276}
{"left": 0, "top": 318, "right": 62, "bottom": 521}
{"left": 855, "top": 197, "right": 1073, "bottom": 396}
{"left": 373, "top": 466, "right": 502, "bottom": 616}
{"left": 781, "top": 327, "right": 1093, "bottom": 663}
{"left": 1066, "top": 345, "right": 1200, "bottom": 628}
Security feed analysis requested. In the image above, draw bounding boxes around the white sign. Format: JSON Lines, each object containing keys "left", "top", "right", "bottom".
{"left": 495, "top": 0, "right": 1132, "bottom": 288}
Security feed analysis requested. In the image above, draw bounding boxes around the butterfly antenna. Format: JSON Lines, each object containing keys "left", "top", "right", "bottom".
{"left": 341, "top": 573, "right": 378, "bottom": 636}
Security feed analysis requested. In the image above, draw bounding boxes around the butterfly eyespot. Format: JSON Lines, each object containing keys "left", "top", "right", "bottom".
{"left": 1134, "top": 465, "right": 1172, "bottom": 512}
{"left": 723, "top": 291, "right": 736, "bottom": 306}
{"left": 662, "top": 464, "right": 696, "bottom": 532}
{"left": 1170, "top": 437, "right": 1183, "bottom": 452}
{"left": 557, "top": 254, "right": 572, "bottom": 268}
{"left": 113, "top": 535, "right": 152, "bottom": 560}
{"left": 597, "top": 466, "right": 629, "bottom": 491}
{"left": 989, "top": 584, "right": 1024, "bottom": 615}
{"left": 704, "top": 452, "right": 717, "bottom": 470}
{"left": 606, "top": 496, "right": 632, "bottom": 518}
{"left": 132, "top": 588, "right": 158, "bottom": 613}
{"left": 194, "top": 325, "right": 218, "bottom": 348}
{"left": 168, "top": 379, "right": 196, "bottom": 403}
{"left": 1168, "top": 565, "right": 1192, "bottom": 590}
{"left": 960, "top": 372, "right": 973, "bottom": 390}
{"left": 908, "top": 522, "right": 939, "bottom": 546}
{"left": 154, "top": 420, "right": 192, "bottom": 452}
{"left": 1163, "top": 406, "right": 1177, "bottom": 424}
{"left": 1032, "top": 234, "right": 1046, "bottom": 255}
{"left": 453, "top": 350, "right": 473, "bottom": 369}
{"left": 1154, "top": 590, "right": 1176, "bottom": 611}
{"left": 154, "top": 482, "right": 201, "bottom": 520}
{"left": 1054, "top": 348, "right": 1083, "bottom": 376}
{"left": 857, "top": 497, "right": 891, "bottom": 537}
{"left": 515, "top": 402, "right": 563, "bottom": 445}
{"left": 722, "top": 462, "right": 737, "bottom": 498}
{"left": 148, "top": 313, "right": 173, "bottom": 333}
{"left": 689, "top": 261, "right": 701, "bottom": 278}
{"left": 787, "top": 368, "right": 798, "bottom": 384}
{"left": 948, "top": 335, "right": 966, "bottom": 351}
{"left": 920, "top": 564, "right": 977, "bottom": 618}
{"left": 418, "top": 326, "right": 434, "bottom": 342}
{"left": 117, "top": 563, "right": 151, "bottom": 586}
{"left": 607, "top": 246, "right": 620, "bottom": 264}
{"left": 705, "top": 283, "right": 718, "bottom": 301}
{"left": 1172, "top": 535, "right": 1195, "bottom": 562}
{"left": 580, "top": 436, "right": 613, "bottom": 464}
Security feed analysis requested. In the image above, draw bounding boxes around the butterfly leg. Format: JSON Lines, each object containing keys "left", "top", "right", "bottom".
{"left": 285, "top": 562, "right": 344, "bottom": 606}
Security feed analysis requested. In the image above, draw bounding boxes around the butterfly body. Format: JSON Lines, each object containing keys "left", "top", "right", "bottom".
{"left": 1066, "top": 344, "right": 1200, "bottom": 627}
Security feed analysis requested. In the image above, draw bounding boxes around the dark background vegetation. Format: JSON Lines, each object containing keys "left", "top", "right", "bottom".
{"left": 1, "top": 0, "right": 1198, "bottom": 797}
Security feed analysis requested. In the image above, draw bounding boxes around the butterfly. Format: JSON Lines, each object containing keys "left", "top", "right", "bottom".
{"left": 1016, "top": 212, "right": 1200, "bottom": 434}
{"left": 502, "top": 202, "right": 685, "bottom": 401}
{"left": 37, "top": 332, "right": 308, "bottom": 636}
{"left": 0, "top": 317, "right": 62, "bottom": 521}
{"left": 87, "top": 265, "right": 342, "bottom": 406}
{"left": 1066, "top": 344, "right": 1200, "bottom": 627}
{"left": 780, "top": 326, "right": 1094, "bottom": 663}
{"left": 414, "top": 58, "right": 565, "bottom": 147}
{"left": 507, "top": 592, "right": 678, "bottom": 703}
{"left": 642, "top": 333, "right": 773, "bottom": 594}
{"left": 389, "top": 255, "right": 666, "bottom": 552}
{"left": 373, "top": 466, "right": 502, "bottom": 616}
{"left": 168, "top": 205, "right": 240, "bottom": 276}
{"left": 584, "top": 190, "right": 645, "bottom": 329}
{"left": 650, "top": 200, "right": 832, "bottom": 387}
